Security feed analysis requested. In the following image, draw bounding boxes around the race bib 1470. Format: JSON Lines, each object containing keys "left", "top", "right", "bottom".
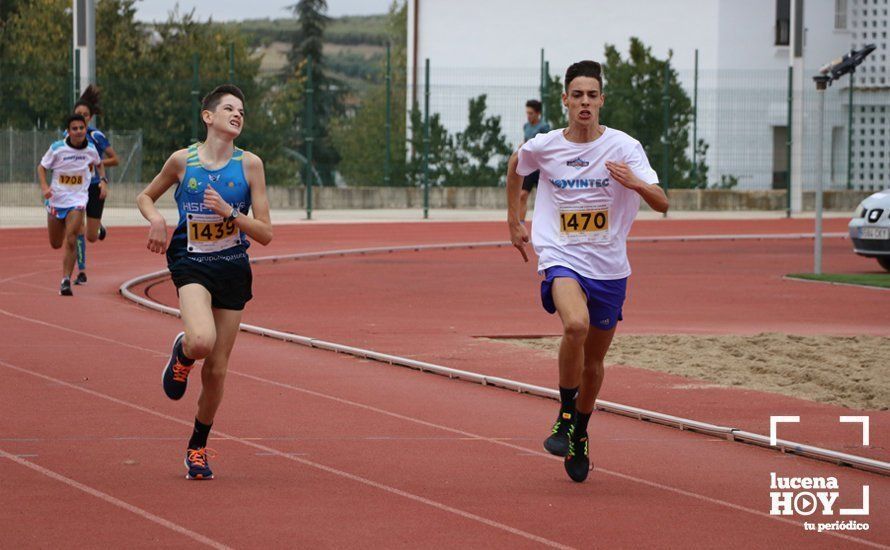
{"left": 558, "top": 205, "right": 610, "bottom": 244}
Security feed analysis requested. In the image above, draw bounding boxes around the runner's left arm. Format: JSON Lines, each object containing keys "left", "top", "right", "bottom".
{"left": 202, "top": 152, "right": 273, "bottom": 245}
{"left": 605, "top": 161, "right": 669, "bottom": 213}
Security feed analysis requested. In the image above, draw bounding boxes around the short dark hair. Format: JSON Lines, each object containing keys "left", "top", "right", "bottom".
{"left": 74, "top": 84, "right": 102, "bottom": 117}
{"left": 525, "top": 99, "right": 542, "bottom": 113}
{"left": 564, "top": 60, "right": 603, "bottom": 92}
{"left": 201, "top": 84, "right": 245, "bottom": 115}
{"left": 65, "top": 113, "right": 87, "bottom": 130}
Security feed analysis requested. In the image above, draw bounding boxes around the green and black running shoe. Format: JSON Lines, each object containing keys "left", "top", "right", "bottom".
{"left": 564, "top": 434, "right": 591, "bottom": 482}
{"left": 543, "top": 410, "right": 574, "bottom": 456}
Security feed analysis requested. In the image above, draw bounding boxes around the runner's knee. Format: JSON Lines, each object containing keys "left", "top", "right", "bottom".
{"left": 64, "top": 231, "right": 78, "bottom": 248}
{"left": 185, "top": 332, "right": 215, "bottom": 359}
{"left": 563, "top": 318, "right": 589, "bottom": 341}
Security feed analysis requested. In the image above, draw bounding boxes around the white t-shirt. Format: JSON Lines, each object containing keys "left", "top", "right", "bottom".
{"left": 40, "top": 139, "right": 100, "bottom": 209}
{"left": 517, "top": 127, "right": 659, "bottom": 280}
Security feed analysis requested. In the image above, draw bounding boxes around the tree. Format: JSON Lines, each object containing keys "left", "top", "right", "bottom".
{"left": 601, "top": 37, "right": 707, "bottom": 188}
{"left": 330, "top": 1, "right": 407, "bottom": 186}
{"left": 543, "top": 72, "right": 567, "bottom": 129}
{"left": 288, "top": 0, "right": 342, "bottom": 185}
{"left": 445, "top": 94, "right": 512, "bottom": 186}
{"left": 0, "top": 0, "right": 70, "bottom": 128}
{"left": 406, "top": 102, "right": 453, "bottom": 186}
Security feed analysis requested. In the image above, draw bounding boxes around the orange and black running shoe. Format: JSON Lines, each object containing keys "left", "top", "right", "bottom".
{"left": 185, "top": 447, "right": 215, "bottom": 480}
{"left": 162, "top": 332, "right": 194, "bottom": 400}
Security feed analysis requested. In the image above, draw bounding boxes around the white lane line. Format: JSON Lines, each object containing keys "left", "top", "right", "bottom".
{"left": 3, "top": 297, "right": 886, "bottom": 548}
{"left": 0, "top": 447, "right": 231, "bottom": 550}
{"left": 231, "top": 372, "right": 887, "bottom": 549}
{"left": 0, "top": 357, "right": 571, "bottom": 550}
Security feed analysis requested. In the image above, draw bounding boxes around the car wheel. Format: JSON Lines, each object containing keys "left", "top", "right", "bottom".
{"left": 878, "top": 256, "right": 890, "bottom": 272}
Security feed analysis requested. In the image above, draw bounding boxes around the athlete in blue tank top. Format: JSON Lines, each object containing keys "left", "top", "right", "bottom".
{"left": 167, "top": 142, "right": 252, "bottom": 265}
{"left": 137, "top": 84, "right": 273, "bottom": 480}
{"left": 71, "top": 85, "right": 119, "bottom": 285}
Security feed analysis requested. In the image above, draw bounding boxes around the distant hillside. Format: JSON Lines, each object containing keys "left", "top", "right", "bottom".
{"left": 218, "top": 15, "right": 390, "bottom": 87}
{"left": 219, "top": 14, "right": 389, "bottom": 48}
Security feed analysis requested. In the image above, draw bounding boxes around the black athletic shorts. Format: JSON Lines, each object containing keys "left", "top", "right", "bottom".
{"left": 522, "top": 170, "right": 540, "bottom": 192}
{"left": 86, "top": 184, "right": 105, "bottom": 219}
{"left": 169, "top": 251, "right": 253, "bottom": 311}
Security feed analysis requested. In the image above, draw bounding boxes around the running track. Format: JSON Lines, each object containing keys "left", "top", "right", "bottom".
{"left": 1, "top": 218, "right": 887, "bottom": 548}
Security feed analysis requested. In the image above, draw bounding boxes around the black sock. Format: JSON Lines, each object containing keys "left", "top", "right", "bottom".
{"left": 575, "top": 412, "right": 592, "bottom": 438}
{"left": 176, "top": 340, "right": 195, "bottom": 366}
{"left": 558, "top": 386, "right": 578, "bottom": 415}
{"left": 188, "top": 418, "right": 212, "bottom": 449}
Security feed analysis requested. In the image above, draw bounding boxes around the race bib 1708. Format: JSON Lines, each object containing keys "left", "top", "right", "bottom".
{"left": 57, "top": 174, "right": 84, "bottom": 185}
{"left": 186, "top": 212, "right": 241, "bottom": 253}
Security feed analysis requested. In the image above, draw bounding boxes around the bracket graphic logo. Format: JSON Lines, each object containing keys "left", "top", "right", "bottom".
{"left": 768, "top": 416, "right": 872, "bottom": 533}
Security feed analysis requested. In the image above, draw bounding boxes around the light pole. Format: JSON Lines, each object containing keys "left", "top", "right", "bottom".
{"left": 812, "top": 75, "right": 830, "bottom": 275}
{"left": 812, "top": 44, "right": 876, "bottom": 274}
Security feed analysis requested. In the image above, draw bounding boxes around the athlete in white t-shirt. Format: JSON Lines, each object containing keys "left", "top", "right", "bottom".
{"left": 37, "top": 114, "right": 102, "bottom": 297}
{"left": 506, "top": 60, "right": 668, "bottom": 482}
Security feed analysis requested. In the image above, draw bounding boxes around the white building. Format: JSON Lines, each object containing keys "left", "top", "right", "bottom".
{"left": 407, "top": 0, "right": 887, "bottom": 202}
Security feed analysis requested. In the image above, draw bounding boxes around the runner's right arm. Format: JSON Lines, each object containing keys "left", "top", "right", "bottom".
{"left": 37, "top": 165, "right": 51, "bottom": 199}
{"left": 137, "top": 149, "right": 187, "bottom": 254}
{"left": 506, "top": 151, "right": 530, "bottom": 262}
{"left": 38, "top": 146, "right": 55, "bottom": 199}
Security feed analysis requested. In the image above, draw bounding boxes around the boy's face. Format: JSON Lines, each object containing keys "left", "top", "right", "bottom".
{"left": 562, "top": 76, "right": 605, "bottom": 127}
{"left": 526, "top": 107, "right": 540, "bottom": 124}
{"left": 68, "top": 120, "right": 87, "bottom": 144}
{"left": 203, "top": 94, "right": 244, "bottom": 137}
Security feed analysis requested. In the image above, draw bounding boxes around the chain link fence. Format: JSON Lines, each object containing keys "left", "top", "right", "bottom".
{"left": 0, "top": 129, "right": 142, "bottom": 184}
{"left": 2, "top": 60, "right": 887, "bottom": 225}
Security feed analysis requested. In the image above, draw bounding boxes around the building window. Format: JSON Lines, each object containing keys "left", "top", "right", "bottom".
{"left": 836, "top": 0, "right": 848, "bottom": 28}
{"left": 776, "top": 0, "right": 791, "bottom": 45}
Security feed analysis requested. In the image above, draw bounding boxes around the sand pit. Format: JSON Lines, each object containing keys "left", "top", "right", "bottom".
{"left": 496, "top": 333, "right": 890, "bottom": 410}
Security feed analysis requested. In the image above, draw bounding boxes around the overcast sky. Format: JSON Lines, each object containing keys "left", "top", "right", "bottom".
{"left": 135, "top": 0, "right": 394, "bottom": 22}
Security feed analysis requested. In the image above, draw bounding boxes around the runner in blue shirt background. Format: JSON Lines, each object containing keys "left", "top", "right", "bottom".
{"left": 71, "top": 85, "right": 119, "bottom": 285}
{"left": 519, "top": 99, "right": 550, "bottom": 223}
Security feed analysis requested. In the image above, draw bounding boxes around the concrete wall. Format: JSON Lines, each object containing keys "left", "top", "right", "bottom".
{"left": 0, "top": 183, "right": 873, "bottom": 213}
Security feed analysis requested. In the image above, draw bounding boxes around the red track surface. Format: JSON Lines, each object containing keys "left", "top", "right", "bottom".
{"left": 2, "top": 218, "right": 888, "bottom": 548}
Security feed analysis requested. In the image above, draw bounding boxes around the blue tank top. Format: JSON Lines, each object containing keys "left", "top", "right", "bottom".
{"left": 166, "top": 143, "right": 252, "bottom": 267}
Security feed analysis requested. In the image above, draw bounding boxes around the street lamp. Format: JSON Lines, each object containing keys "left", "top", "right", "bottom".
{"left": 811, "top": 44, "right": 876, "bottom": 275}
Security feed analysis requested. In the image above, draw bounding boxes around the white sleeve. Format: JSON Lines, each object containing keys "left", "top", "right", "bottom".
{"left": 40, "top": 147, "right": 55, "bottom": 169}
{"left": 516, "top": 137, "right": 540, "bottom": 177}
{"left": 88, "top": 146, "right": 101, "bottom": 165}
{"left": 627, "top": 142, "right": 659, "bottom": 185}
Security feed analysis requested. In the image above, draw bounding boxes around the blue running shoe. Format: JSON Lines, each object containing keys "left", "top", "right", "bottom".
{"left": 185, "top": 447, "right": 214, "bottom": 480}
{"left": 162, "top": 332, "right": 194, "bottom": 400}
{"left": 564, "top": 434, "right": 591, "bottom": 483}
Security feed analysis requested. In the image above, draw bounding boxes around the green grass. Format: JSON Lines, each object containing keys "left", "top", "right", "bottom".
{"left": 787, "top": 273, "right": 890, "bottom": 289}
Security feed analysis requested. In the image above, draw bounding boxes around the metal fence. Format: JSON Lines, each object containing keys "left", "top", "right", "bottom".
{"left": 0, "top": 129, "right": 143, "bottom": 184}
{"left": 2, "top": 56, "right": 888, "bottom": 225}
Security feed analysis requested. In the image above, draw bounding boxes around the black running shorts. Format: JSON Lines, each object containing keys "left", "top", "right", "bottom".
{"left": 169, "top": 251, "right": 253, "bottom": 311}
{"left": 86, "top": 184, "right": 105, "bottom": 219}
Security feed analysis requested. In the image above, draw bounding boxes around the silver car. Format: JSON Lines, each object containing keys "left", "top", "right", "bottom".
{"left": 849, "top": 189, "right": 890, "bottom": 272}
